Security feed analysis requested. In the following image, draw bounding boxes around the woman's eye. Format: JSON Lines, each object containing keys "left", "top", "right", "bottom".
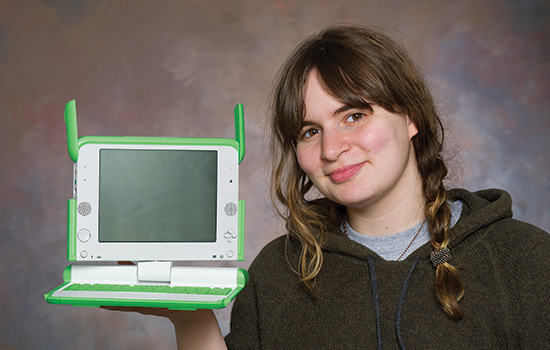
{"left": 302, "top": 128, "right": 321, "bottom": 139}
{"left": 346, "top": 113, "right": 365, "bottom": 122}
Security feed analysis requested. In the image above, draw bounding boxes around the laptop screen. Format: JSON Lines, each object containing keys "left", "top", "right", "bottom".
{"left": 98, "top": 149, "right": 217, "bottom": 243}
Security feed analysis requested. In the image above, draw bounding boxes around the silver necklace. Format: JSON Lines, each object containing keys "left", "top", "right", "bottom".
{"left": 343, "top": 219, "right": 427, "bottom": 261}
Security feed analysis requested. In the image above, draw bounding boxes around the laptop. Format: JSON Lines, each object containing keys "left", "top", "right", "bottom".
{"left": 44, "top": 100, "right": 247, "bottom": 310}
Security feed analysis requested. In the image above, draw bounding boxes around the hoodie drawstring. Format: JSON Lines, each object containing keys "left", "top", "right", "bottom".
{"left": 366, "top": 256, "right": 383, "bottom": 350}
{"left": 395, "top": 256, "right": 421, "bottom": 349}
{"left": 367, "top": 255, "right": 421, "bottom": 350}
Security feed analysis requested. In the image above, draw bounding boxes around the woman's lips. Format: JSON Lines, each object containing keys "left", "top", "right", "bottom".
{"left": 328, "top": 162, "right": 365, "bottom": 183}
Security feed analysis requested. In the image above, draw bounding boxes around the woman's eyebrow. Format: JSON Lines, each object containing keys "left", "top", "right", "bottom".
{"left": 300, "top": 120, "right": 317, "bottom": 128}
{"left": 334, "top": 102, "right": 373, "bottom": 116}
{"left": 333, "top": 105, "right": 354, "bottom": 116}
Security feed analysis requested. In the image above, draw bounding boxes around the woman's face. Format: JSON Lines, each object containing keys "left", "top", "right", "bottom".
{"left": 295, "top": 70, "right": 421, "bottom": 211}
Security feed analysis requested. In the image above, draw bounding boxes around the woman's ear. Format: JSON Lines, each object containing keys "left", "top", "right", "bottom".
{"left": 407, "top": 116, "right": 419, "bottom": 139}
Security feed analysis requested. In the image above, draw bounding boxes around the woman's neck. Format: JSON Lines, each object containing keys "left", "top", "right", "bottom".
{"left": 346, "top": 171, "right": 426, "bottom": 237}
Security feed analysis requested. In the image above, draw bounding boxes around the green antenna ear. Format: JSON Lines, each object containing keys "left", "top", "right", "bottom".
{"left": 234, "top": 103, "right": 245, "bottom": 163}
{"left": 65, "top": 99, "right": 79, "bottom": 162}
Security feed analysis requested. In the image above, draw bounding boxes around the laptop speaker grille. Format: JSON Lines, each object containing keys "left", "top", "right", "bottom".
{"left": 224, "top": 202, "right": 237, "bottom": 216}
{"left": 78, "top": 202, "right": 92, "bottom": 216}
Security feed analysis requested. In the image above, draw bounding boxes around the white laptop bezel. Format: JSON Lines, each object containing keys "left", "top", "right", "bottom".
{"left": 74, "top": 143, "right": 240, "bottom": 261}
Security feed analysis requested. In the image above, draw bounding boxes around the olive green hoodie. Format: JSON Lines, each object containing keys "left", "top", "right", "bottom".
{"left": 226, "top": 189, "right": 550, "bottom": 349}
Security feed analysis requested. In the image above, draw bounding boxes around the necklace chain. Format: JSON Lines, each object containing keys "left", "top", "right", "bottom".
{"left": 342, "top": 219, "right": 427, "bottom": 261}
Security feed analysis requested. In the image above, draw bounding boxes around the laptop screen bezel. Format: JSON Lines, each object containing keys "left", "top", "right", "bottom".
{"left": 73, "top": 143, "right": 240, "bottom": 261}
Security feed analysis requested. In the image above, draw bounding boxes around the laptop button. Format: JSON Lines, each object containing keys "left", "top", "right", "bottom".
{"left": 78, "top": 229, "right": 91, "bottom": 242}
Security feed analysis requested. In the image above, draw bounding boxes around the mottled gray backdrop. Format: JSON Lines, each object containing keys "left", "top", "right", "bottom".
{"left": 1, "top": 0, "right": 549, "bottom": 349}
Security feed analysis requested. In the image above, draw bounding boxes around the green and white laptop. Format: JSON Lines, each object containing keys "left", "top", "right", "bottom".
{"left": 44, "top": 100, "right": 247, "bottom": 310}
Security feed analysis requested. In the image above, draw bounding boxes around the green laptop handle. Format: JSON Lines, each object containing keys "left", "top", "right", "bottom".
{"left": 65, "top": 100, "right": 79, "bottom": 162}
{"left": 64, "top": 100, "right": 246, "bottom": 163}
{"left": 234, "top": 103, "right": 245, "bottom": 163}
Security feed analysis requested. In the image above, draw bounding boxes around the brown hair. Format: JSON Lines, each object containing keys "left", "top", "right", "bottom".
{"left": 270, "top": 24, "right": 464, "bottom": 319}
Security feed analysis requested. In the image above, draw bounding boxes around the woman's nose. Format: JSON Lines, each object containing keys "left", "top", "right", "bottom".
{"left": 321, "top": 129, "right": 350, "bottom": 161}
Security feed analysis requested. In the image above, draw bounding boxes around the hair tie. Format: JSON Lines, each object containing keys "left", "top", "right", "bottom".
{"left": 430, "top": 247, "right": 451, "bottom": 267}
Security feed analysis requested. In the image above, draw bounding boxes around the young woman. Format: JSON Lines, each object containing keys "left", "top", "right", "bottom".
{"left": 221, "top": 24, "right": 550, "bottom": 349}
{"left": 124, "top": 25, "right": 550, "bottom": 349}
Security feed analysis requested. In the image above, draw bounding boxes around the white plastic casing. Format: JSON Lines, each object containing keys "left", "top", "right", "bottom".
{"left": 74, "top": 143, "right": 240, "bottom": 261}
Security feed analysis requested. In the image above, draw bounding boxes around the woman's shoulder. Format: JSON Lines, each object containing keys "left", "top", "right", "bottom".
{"left": 448, "top": 187, "right": 549, "bottom": 276}
{"left": 448, "top": 187, "right": 548, "bottom": 247}
{"left": 247, "top": 234, "right": 299, "bottom": 276}
{"left": 489, "top": 217, "right": 550, "bottom": 260}
{"left": 252, "top": 234, "right": 290, "bottom": 259}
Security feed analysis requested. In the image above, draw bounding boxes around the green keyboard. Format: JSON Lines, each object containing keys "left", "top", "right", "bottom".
{"left": 65, "top": 283, "right": 232, "bottom": 296}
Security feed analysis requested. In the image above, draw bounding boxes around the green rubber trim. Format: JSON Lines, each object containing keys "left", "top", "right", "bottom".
{"left": 67, "top": 199, "right": 77, "bottom": 261}
{"left": 66, "top": 100, "right": 244, "bottom": 162}
{"left": 45, "top": 295, "right": 227, "bottom": 310}
{"left": 65, "top": 100, "right": 79, "bottom": 162}
{"left": 44, "top": 273, "right": 248, "bottom": 311}
{"left": 234, "top": 103, "right": 245, "bottom": 163}
{"left": 238, "top": 200, "right": 245, "bottom": 261}
{"left": 237, "top": 267, "right": 249, "bottom": 286}
{"left": 62, "top": 265, "right": 72, "bottom": 283}
{"left": 77, "top": 135, "right": 239, "bottom": 151}
{"left": 45, "top": 265, "right": 249, "bottom": 310}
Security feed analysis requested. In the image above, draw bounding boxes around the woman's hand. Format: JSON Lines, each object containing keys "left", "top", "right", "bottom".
{"left": 103, "top": 262, "right": 227, "bottom": 349}
{"left": 103, "top": 306, "right": 227, "bottom": 350}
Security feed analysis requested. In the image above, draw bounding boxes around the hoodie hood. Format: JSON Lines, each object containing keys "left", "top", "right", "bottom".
{"left": 322, "top": 188, "right": 514, "bottom": 260}
{"left": 447, "top": 188, "right": 513, "bottom": 247}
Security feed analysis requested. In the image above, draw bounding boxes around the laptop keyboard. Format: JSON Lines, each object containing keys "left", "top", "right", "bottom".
{"left": 64, "top": 283, "right": 232, "bottom": 296}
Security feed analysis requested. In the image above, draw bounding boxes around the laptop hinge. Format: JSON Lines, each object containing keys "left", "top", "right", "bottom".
{"left": 137, "top": 261, "right": 173, "bottom": 283}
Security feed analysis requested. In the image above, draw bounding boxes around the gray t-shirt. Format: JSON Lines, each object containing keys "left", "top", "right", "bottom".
{"left": 342, "top": 200, "right": 463, "bottom": 261}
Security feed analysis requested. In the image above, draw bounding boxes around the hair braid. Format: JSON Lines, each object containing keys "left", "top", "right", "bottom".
{"left": 417, "top": 130, "right": 465, "bottom": 320}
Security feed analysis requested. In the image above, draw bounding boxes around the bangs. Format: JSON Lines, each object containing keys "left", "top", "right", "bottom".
{"left": 314, "top": 63, "right": 374, "bottom": 112}
{"left": 310, "top": 42, "right": 396, "bottom": 114}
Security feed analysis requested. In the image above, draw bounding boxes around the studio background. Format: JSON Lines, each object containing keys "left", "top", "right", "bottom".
{"left": 1, "top": 0, "right": 548, "bottom": 349}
